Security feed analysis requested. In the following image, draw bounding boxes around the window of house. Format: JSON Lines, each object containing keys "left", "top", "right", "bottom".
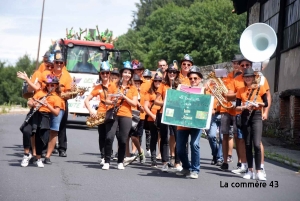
{"left": 283, "top": 0, "right": 300, "bottom": 50}
{"left": 260, "top": 0, "right": 280, "bottom": 33}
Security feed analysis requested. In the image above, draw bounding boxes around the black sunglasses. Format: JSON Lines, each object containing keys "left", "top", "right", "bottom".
{"left": 55, "top": 61, "right": 64, "bottom": 65}
{"left": 154, "top": 80, "right": 162, "bottom": 83}
{"left": 189, "top": 77, "right": 198, "bottom": 81}
{"left": 101, "top": 72, "right": 109, "bottom": 75}
{"left": 241, "top": 64, "right": 251, "bottom": 67}
{"left": 182, "top": 63, "right": 191, "bottom": 67}
{"left": 46, "top": 84, "right": 56, "bottom": 87}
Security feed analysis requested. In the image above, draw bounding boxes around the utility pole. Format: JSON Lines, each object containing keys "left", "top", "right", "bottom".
{"left": 35, "top": 0, "right": 45, "bottom": 70}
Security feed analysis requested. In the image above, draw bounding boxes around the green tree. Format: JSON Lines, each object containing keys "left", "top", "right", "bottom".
{"left": 116, "top": 0, "right": 246, "bottom": 69}
{"left": 0, "top": 54, "right": 36, "bottom": 106}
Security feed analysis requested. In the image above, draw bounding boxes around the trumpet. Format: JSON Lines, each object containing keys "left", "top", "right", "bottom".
{"left": 86, "top": 112, "right": 106, "bottom": 127}
{"left": 206, "top": 71, "right": 234, "bottom": 109}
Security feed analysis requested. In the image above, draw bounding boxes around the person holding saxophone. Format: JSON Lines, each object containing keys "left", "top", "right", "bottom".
{"left": 103, "top": 61, "right": 138, "bottom": 170}
{"left": 84, "top": 61, "right": 111, "bottom": 166}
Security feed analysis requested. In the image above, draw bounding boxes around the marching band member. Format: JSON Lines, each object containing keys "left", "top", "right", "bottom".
{"left": 227, "top": 57, "right": 271, "bottom": 177}
{"left": 157, "top": 59, "right": 168, "bottom": 78}
{"left": 17, "top": 54, "right": 55, "bottom": 167}
{"left": 205, "top": 79, "right": 223, "bottom": 166}
{"left": 27, "top": 76, "right": 62, "bottom": 167}
{"left": 155, "top": 64, "right": 182, "bottom": 172}
{"left": 235, "top": 68, "right": 268, "bottom": 181}
{"left": 176, "top": 66, "right": 203, "bottom": 179}
{"left": 84, "top": 61, "right": 111, "bottom": 166}
{"left": 103, "top": 61, "right": 138, "bottom": 170}
{"left": 144, "top": 71, "right": 163, "bottom": 168}
{"left": 218, "top": 55, "right": 242, "bottom": 171}
{"left": 124, "top": 74, "right": 146, "bottom": 165}
{"left": 39, "top": 50, "right": 72, "bottom": 158}
{"left": 142, "top": 69, "right": 153, "bottom": 157}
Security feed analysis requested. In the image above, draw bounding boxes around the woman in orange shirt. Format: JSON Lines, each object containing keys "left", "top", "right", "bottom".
{"left": 103, "top": 61, "right": 138, "bottom": 170}
{"left": 155, "top": 64, "right": 182, "bottom": 172}
{"left": 144, "top": 71, "right": 163, "bottom": 168}
{"left": 235, "top": 68, "right": 268, "bottom": 181}
{"left": 27, "top": 76, "right": 61, "bottom": 168}
{"left": 84, "top": 61, "right": 111, "bottom": 166}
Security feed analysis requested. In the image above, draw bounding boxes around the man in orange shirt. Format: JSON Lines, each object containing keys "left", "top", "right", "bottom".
{"left": 179, "top": 54, "right": 193, "bottom": 85}
{"left": 157, "top": 59, "right": 168, "bottom": 78}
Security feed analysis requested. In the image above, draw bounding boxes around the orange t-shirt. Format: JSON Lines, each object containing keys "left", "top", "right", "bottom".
{"left": 220, "top": 71, "right": 236, "bottom": 116}
{"left": 179, "top": 73, "right": 190, "bottom": 85}
{"left": 108, "top": 84, "right": 138, "bottom": 118}
{"left": 38, "top": 63, "right": 46, "bottom": 73}
{"left": 236, "top": 86, "right": 267, "bottom": 111}
{"left": 33, "top": 90, "right": 63, "bottom": 113}
{"left": 228, "top": 73, "right": 270, "bottom": 114}
{"left": 39, "top": 69, "right": 72, "bottom": 92}
{"left": 144, "top": 92, "right": 161, "bottom": 122}
{"left": 90, "top": 83, "right": 113, "bottom": 113}
{"left": 156, "top": 83, "right": 171, "bottom": 114}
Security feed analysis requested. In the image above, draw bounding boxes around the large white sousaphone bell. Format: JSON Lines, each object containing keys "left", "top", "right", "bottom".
{"left": 240, "top": 23, "right": 277, "bottom": 62}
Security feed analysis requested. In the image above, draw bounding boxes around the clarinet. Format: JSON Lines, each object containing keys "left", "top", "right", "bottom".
{"left": 24, "top": 88, "right": 54, "bottom": 123}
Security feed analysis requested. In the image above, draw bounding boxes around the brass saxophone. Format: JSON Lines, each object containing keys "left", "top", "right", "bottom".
{"left": 206, "top": 71, "right": 234, "bottom": 109}
{"left": 61, "top": 85, "right": 89, "bottom": 99}
{"left": 86, "top": 112, "right": 106, "bottom": 127}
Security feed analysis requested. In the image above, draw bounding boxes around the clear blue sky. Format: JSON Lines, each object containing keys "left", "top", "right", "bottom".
{"left": 0, "top": 0, "right": 139, "bottom": 65}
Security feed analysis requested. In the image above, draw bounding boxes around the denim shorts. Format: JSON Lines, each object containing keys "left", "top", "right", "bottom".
{"left": 50, "top": 110, "right": 64, "bottom": 131}
{"left": 236, "top": 127, "right": 243, "bottom": 139}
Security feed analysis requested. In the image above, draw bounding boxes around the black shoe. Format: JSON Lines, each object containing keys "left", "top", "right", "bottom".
{"left": 237, "top": 162, "right": 242, "bottom": 168}
{"left": 29, "top": 156, "right": 37, "bottom": 164}
{"left": 216, "top": 160, "right": 223, "bottom": 166}
{"left": 52, "top": 149, "right": 59, "bottom": 154}
{"left": 59, "top": 151, "right": 67, "bottom": 157}
{"left": 113, "top": 153, "right": 118, "bottom": 161}
{"left": 219, "top": 163, "right": 229, "bottom": 171}
{"left": 44, "top": 157, "right": 52, "bottom": 164}
{"left": 151, "top": 161, "right": 157, "bottom": 168}
{"left": 211, "top": 156, "right": 217, "bottom": 165}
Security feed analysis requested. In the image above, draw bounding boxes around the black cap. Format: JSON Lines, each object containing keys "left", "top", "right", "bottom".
{"left": 54, "top": 50, "right": 65, "bottom": 62}
{"left": 111, "top": 68, "right": 120, "bottom": 75}
{"left": 181, "top": 54, "right": 194, "bottom": 65}
{"left": 133, "top": 74, "right": 143, "bottom": 82}
{"left": 243, "top": 68, "right": 255, "bottom": 77}
{"left": 238, "top": 56, "right": 252, "bottom": 65}
{"left": 187, "top": 66, "right": 203, "bottom": 78}
{"left": 231, "top": 54, "right": 243, "bottom": 62}
{"left": 42, "top": 51, "right": 50, "bottom": 57}
{"left": 166, "top": 64, "right": 179, "bottom": 73}
{"left": 45, "top": 74, "right": 59, "bottom": 84}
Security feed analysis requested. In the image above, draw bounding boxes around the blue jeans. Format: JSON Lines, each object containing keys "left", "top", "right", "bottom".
{"left": 207, "top": 113, "right": 223, "bottom": 162}
{"left": 176, "top": 129, "right": 201, "bottom": 173}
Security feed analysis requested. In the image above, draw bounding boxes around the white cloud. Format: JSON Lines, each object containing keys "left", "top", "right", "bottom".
{"left": 0, "top": 0, "right": 140, "bottom": 65}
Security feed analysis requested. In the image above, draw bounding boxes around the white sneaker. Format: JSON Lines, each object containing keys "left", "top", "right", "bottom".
{"left": 243, "top": 171, "right": 255, "bottom": 179}
{"left": 231, "top": 167, "right": 247, "bottom": 175}
{"left": 256, "top": 172, "right": 267, "bottom": 181}
{"left": 35, "top": 159, "right": 44, "bottom": 168}
{"left": 123, "top": 156, "right": 137, "bottom": 167}
{"left": 21, "top": 153, "right": 32, "bottom": 167}
{"left": 162, "top": 163, "right": 168, "bottom": 172}
{"left": 146, "top": 149, "right": 151, "bottom": 157}
{"left": 102, "top": 163, "right": 110, "bottom": 170}
{"left": 174, "top": 165, "right": 183, "bottom": 172}
{"left": 261, "top": 168, "right": 267, "bottom": 178}
{"left": 117, "top": 163, "right": 125, "bottom": 170}
{"left": 99, "top": 158, "right": 104, "bottom": 166}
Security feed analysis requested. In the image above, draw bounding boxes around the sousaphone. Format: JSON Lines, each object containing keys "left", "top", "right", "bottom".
{"left": 240, "top": 23, "right": 277, "bottom": 63}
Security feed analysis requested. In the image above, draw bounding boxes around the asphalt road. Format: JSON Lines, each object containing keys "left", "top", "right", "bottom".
{"left": 0, "top": 114, "right": 299, "bottom": 201}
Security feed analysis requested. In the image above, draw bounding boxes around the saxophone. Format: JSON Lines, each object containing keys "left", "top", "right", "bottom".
{"left": 86, "top": 112, "right": 106, "bottom": 127}
{"left": 61, "top": 85, "right": 89, "bottom": 99}
{"left": 206, "top": 71, "right": 234, "bottom": 109}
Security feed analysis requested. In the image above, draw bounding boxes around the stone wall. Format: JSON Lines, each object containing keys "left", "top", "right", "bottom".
{"left": 248, "top": 2, "right": 260, "bottom": 25}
